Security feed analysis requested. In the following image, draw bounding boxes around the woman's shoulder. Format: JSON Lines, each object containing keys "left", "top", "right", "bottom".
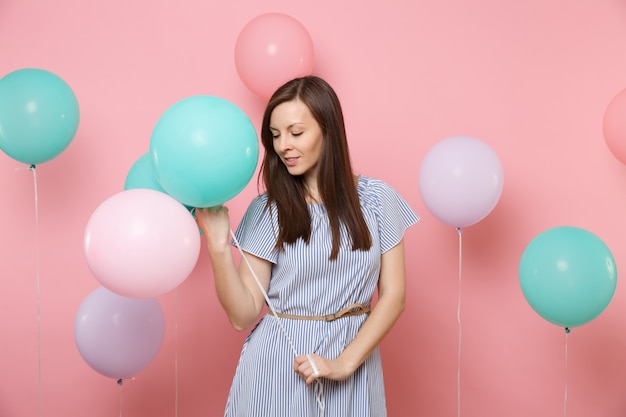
{"left": 357, "top": 175, "right": 418, "bottom": 216}
{"left": 357, "top": 175, "right": 420, "bottom": 246}
{"left": 357, "top": 175, "right": 399, "bottom": 200}
{"left": 243, "top": 193, "right": 271, "bottom": 216}
{"left": 249, "top": 192, "right": 269, "bottom": 207}
{"left": 238, "top": 192, "right": 277, "bottom": 232}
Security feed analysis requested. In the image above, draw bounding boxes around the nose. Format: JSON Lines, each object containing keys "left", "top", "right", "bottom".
{"left": 275, "top": 134, "right": 293, "bottom": 153}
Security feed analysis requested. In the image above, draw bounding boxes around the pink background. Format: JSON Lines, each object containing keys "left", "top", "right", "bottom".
{"left": 2, "top": 0, "right": 626, "bottom": 416}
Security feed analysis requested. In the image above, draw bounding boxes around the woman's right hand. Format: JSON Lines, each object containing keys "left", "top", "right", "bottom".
{"left": 194, "top": 206, "right": 231, "bottom": 252}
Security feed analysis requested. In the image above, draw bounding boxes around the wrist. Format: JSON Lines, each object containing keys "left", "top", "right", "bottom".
{"left": 207, "top": 241, "right": 231, "bottom": 257}
{"left": 336, "top": 353, "right": 360, "bottom": 376}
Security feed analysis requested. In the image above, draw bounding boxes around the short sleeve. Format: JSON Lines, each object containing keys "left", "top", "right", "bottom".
{"left": 368, "top": 179, "right": 420, "bottom": 253}
{"left": 232, "top": 194, "right": 279, "bottom": 263}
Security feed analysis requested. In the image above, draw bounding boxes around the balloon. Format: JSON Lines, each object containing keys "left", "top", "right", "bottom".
{"left": 235, "top": 13, "right": 314, "bottom": 100}
{"left": 0, "top": 68, "right": 79, "bottom": 165}
{"left": 124, "top": 152, "right": 167, "bottom": 193}
{"left": 74, "top": 287, "right": 165, "bottom": 379}
{"left": 150, "top": 95, "right": 259, "bottom": 208}
{"left": 125, "top": 151, "right": 194, "bottom": 213}
{"left": 418, "top": 136, "right": 504, "bottom": 228}
{"left": 603, "top": 88, "right": 626, "bottom": 164}
{"left": 84, "top": 188, "right": 201, "bottom": 298}
{"left": 519, "top": 226, "right": 617, "bottom": 328}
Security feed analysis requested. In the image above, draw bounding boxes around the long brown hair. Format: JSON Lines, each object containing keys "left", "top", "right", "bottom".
{"left": 259, "top": 76, "right": 372, "bottom": 260}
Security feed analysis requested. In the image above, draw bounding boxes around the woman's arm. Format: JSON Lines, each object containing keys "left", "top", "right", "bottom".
{"left": 195, "top": 206, "right": 272, "bottom": 331}
{"left": 294, "top": 240, "right": 407, "bottom": 384}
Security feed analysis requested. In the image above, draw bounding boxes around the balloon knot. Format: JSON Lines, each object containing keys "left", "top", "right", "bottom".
{"left": 456, "top": 227, "right": 463, "bottom": 235}
{"left": 565, "top": 327, "right": 571, "bottom": 334}
{"left": 117, "top": 379, "right": 123, "bottom": 386}
{"left": 29, "top": 164, "right": 36, "bottom": 170}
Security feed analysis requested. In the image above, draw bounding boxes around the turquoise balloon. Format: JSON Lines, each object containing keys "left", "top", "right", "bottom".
{"left": 519, "top": 226, "right": 617, "bottom": 328}
{"left": 125, "top": 151, "right": 193, "bottom": 212}
{"left": 124, "top": 152, "right": 167, "bottom": 193}
{"left": 150, "top": 95, "right": 259, "bottom": 208}
{"left": 0, "top": 68, "right": 79, "bottom": 165}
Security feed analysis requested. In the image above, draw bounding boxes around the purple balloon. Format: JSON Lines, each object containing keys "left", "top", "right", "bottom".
{"left": 419, "top": 136, "right": 504, "bottom": 228}
{"left": 74, "top": 287, "right": 165, "bottom": 379}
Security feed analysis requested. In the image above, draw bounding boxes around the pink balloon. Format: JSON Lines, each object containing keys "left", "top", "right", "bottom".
{"left": 419, "top": 136, "right": 504, "bottom": 228}
{"left": 603, "top": 88, "right": 626, "bottom": 164}
{"left": 74, "top": 287, "right": 165, "bottom": 379}
{"left": 84, "top": 188, "right": 201, "bottom": 298}
{"left": 235, "top": 13, "right": 314, "bottom": 100}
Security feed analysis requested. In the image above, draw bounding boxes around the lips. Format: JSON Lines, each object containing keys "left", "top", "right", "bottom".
{"left": 284, "top": 157, "right": 299, "bottom": 167}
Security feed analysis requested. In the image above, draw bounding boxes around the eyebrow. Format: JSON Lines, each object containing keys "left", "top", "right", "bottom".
{"left": 269, "top": 122, "right": 305, "bottom": 131}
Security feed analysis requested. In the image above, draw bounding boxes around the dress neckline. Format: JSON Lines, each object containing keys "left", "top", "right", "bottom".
{"left": 307, "top": 175, "right": 366, "bottom": 211}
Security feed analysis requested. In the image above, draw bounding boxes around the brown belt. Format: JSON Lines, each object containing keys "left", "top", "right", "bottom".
{"left": 270, "top": 303, "right": 370, "bottom": 322}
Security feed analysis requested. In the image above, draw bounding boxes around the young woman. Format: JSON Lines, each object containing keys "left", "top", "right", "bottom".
{"left": 195, "top": 75, "right": 419, "bottom": 416}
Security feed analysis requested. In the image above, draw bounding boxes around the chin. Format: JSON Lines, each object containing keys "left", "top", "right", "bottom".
{"left": 285, "top": 167, "right": 305, "bottom": 176}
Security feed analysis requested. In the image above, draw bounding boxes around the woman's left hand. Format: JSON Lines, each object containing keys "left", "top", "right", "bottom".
{"left": 293, "top": 354, "right": 352, "bottom": 386}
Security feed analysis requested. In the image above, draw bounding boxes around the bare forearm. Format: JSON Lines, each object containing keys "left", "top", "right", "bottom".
{"left": 339, "top": 241, "right": 407, "bottom": 373}
{"left": 195, "top": 206, "right": 267, "bottom": 330}
{"left": 294, "top": 242, "right": 409, "bottom": 385}
{"left": 207, "top": 246, "right": 261, "bottom": 330}
{"left": 338, "top": 292, "right": 405, "bottom": 372}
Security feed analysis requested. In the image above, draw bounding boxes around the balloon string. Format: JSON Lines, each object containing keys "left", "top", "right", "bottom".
{"left": 456, "top": 227, "right": 463, "bottom": 417}
{"left": 116, "top": 377, "right": 135, "bottom": 415}
{"left": 564, "top": 327, "right": 570, "bottom": 417}
{"left": 16, "top": 164, "right": 42, "bottom": 415}
{"left": 174, "top": 288, "right": 179, "bottom": 417}
{"left": 26, "top": 164, "right": 43, "bottom": 417}
{"left": 229, "top": 228, "right": 325, "bottom": 417}
{"left": 230, "top": 229, "right": 298, "bottom": 356}
{"left": 117, "top": 379, "right": 124, "bottom": 417}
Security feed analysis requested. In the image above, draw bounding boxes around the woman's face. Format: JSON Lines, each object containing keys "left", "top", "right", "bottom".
{"left": 269, "top": 99, "right": 323, "bottom": 181}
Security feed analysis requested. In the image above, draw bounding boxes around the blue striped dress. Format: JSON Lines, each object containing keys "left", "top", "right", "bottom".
{"left": 225, "top": 176, "right": 419, "bottom": 417}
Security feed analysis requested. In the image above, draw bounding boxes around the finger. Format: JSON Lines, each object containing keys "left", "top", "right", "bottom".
{"left": 209, "top": 204, "right": 227, "bottom": 213}
{"left": 296, "top": 362, "right": 309, "bottom": 375}
{"left": 294, "top": 355, "right": 308, "bottom": 367}
{"left": 306, "top": 354, "right": 320, "bottom": 377}
{"left": 305, "top": 371, "right": 317, "bottom": 386}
